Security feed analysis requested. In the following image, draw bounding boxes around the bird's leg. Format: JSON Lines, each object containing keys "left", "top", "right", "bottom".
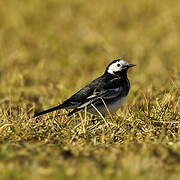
{"left": 91, "top": 115, "right": 97, "bottom": 124}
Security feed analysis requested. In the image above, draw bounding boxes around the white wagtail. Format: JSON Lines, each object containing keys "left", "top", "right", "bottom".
{"left": 34, "top": 59, "right": 135, "bottom": 118}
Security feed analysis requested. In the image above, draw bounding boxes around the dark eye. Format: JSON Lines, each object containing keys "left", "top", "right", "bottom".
{"left": 117, "top": 64, "right": 120, "bottom": 67}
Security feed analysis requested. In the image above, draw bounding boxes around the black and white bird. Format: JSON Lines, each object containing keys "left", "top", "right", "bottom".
{"left": 34, "top": 59, "right": 135, "bottom": 118}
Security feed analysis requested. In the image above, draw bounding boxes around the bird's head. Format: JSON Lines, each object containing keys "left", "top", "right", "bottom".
{"left": 105, "top": 59, "right": 136, "bottom": 76}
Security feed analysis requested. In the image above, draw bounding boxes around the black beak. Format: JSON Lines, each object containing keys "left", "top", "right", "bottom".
{"left": 128, "top": 64, "right": 136, "bottom": 68}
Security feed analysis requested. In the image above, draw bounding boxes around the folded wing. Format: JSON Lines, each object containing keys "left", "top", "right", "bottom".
{"left": 67, "top": 77, "right": 123, "bottom": 116}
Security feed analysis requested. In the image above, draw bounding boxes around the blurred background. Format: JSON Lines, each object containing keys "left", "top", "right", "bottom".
{"left": 0, "top": 0, "right": 179, "bottom": 108}
{"left": 0, "top": 1, "right": 180, "bottom": 179}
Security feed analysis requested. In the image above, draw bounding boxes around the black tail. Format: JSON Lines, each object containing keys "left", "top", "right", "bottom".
{"left": 33, "top": 104, "right": 64, "bottom": 118}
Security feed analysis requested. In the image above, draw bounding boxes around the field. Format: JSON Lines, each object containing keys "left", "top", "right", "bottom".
{"left": 0, "top": 0, "right": 180, "bottom": 179}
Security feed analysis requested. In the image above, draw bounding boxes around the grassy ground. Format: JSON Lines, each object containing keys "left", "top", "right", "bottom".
{"left": 0, "top": 0, "right": 180, "bottom": 179}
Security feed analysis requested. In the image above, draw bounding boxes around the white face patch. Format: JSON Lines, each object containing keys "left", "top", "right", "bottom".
{"left": 107, "top": 59, "right": 129, "bottom": 75}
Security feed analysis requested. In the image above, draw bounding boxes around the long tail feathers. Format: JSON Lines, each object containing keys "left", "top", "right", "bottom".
{"left": 33, "top": 104, "right": 64, "bottom": 118}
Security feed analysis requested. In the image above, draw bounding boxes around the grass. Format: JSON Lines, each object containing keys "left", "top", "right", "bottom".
{"left": 0, "top": 0, "right": 180, "bottom": 179}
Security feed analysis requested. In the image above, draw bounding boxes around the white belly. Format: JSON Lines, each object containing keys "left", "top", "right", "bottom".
{"left": 108, "top": 96, "right": 127, "bottom": 113}
{"left": 87, "top": 96, "right": 127, "bottom": 116}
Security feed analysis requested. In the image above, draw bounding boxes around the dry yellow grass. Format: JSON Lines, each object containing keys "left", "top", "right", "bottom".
{"left": 0, "top": 0, "right": 180, "bottom": 179}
